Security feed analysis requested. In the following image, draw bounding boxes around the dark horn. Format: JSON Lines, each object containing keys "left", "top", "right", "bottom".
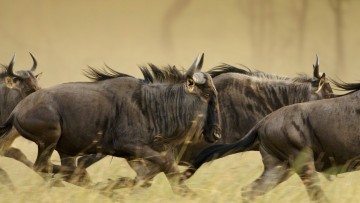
{"left": 196, "top": 53, "right": 204, "bottom": 72}
{"left": 7, "top": 53, "right": 21, "bottom": 78}
{"left": 313, "top": 54, "right": 321, "bottom": 79}
{"left": 29, "top": 52, "right": 37, "bottom": 72}
{"left": 185, "top": 53, "right": 202, "bottom": 78}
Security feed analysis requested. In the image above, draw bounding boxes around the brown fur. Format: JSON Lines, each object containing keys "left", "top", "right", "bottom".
{"left": 191, "top": 80, "right": 360, "bottom": 201}
{"left": 0, "top": 54, "right": 221, "bottom": 195}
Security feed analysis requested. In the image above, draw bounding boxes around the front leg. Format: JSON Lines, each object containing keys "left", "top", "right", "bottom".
{"left": 163, "top": 151, "right": 194, "bottom": 196}
{"left": 120, "top": 144, "right": 194, "bottom": 196}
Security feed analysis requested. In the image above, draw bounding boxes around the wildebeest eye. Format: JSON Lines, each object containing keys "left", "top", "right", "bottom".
{"left": 203, "top": 93, "right": 210, "bottom": 98}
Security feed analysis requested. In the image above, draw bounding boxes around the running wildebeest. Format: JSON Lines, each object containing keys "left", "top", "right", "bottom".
{"left": 0, "top": 54, "right": 221, "bottom": 195}
{"left": 189, "top": 79, "right": 360, "bottom": 201}
{"left": 0, "top": 53, "right": 41, "bottom": 167}
{"left": 79, "top": 56, "right": 334, "bottom": 184}
{"left": 0, "top": 53, "right": 41, "bottom": 190}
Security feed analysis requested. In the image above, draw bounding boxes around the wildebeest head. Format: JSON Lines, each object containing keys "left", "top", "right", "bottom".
{"left": 184, "top": 54, "right": 221, "bottom": 143}
{"left": 309, "top": 55, "right": 333, "bottom": 100}
{"left": 2, "top": 53, "right": 41, "bottom": 97}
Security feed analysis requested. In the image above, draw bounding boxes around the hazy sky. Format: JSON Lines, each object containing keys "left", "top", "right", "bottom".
{"left": 0, "top": 0, "right": 359, "bottom": 87}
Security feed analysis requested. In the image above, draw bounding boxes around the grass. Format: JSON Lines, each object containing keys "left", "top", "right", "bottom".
{"left": 1, "top": 138, "right": 360, "bottom": 203}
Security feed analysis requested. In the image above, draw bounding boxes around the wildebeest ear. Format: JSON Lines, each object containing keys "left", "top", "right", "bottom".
{"left": 315, "top": 73, "right": 326, "bottom": 93}
{"left": 4, "top": 76, "right": 15, "bottom": 88}
{"left": 186, "top": 77, "right": 195, "bottom": 92}
{"left": 35, "top": 72, "right": 43, "bottom": 80}
{"left": 185, "top": 53, "right": 204, "bottom": 78}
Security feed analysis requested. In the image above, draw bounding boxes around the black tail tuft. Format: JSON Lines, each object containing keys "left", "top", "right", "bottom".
{"left": 0, "top": 115, "right": 15, "bottom": 137}
{"left": 77, "top": 154, "right": 106, "bottom": 168}
{"left": 192, "top": 128, "right": 258, "bottom": 169}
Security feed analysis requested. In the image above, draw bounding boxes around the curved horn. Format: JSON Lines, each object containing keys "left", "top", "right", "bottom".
{"left": 29, "top": 52, "right": 37, "bottom": 72}
{"left": 196, "top": 53, "right": 204, "bottom": 72}
{"left": 7, "top": 53, "right": 21, "bottom": 78}
{"left": 193, "top": 72, "right": 206, "bottom": 84}
{"left": 313, "top": 54, "right": 321, "bottom": 79}
{"left": 185, "top": 53, "right": 204, "bottom": 78}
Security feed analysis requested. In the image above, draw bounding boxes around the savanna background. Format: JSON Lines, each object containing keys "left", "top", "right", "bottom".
{"left": 0, "top": 0, "right": 359, "bottom": 202}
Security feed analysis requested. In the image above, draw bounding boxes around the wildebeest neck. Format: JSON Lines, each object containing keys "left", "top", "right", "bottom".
{"left": 139, "top": 83, "right": 207, "bottom": 146}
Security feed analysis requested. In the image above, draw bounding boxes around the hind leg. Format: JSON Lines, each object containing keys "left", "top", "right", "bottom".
{"left": 242, "top": 147, "right": 292, "bottom": 201}
{"left": 33, "top": 141, "right": 58, "bottom": 175}
{"left": 292, "top": 150, "right": 327, "bottom": 202}
{"left": 0, "top": 129, "right": 33, "bottom": 168}
{"left": 57, "top": 152, "right": 92, "bottom": 186}
{"left": 17, "top": 124, "right": 63, "bottom": 186}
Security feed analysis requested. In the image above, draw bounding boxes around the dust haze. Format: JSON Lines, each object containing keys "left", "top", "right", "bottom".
{"left": 1, "top": 0, "right": 359, "bottom": 88}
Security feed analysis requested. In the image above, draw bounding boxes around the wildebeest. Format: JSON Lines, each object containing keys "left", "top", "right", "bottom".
{"left": 189, "top": 79, "right": 360, "bottom": 201}
{"left": 0, "top": 53, "right": 41, "bottom": 189}
{"left": 0, "top": 53, "right": 41, "bottom": 167}
{"left": 79, "top": 56, "right": 334, "bottom": 183}
{"left": 0, "top": 54, "right": 221, "bottom": 195}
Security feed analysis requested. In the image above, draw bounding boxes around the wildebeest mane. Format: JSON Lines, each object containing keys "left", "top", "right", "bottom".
{"left": 139, "top": 64, "right": 185, "bottom": 84}
{"left": 208, "top": 64, "right": 251, "bottom": 78}
{"left": 84, "top": 64, "right": 186, "bottom": 84}
{"left": 84, "top": 65, "right": 133, "bottom": 81}
{"left": 209, "top": 64, "right": 313, "bottom": 82}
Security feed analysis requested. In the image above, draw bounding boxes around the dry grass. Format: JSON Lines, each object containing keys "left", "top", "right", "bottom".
{"left": 0, "top": 138, "right": 360, "bottom": 202}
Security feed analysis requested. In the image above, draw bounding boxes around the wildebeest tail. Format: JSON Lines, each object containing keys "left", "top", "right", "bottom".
{"left": 77, "top": 154, "right": 106, "bottom": 168}
{"left": 0, "top": 114, "right": 15, "bottom": 137}
{"left": 192, "top": 127, "right": 259, "bottom": 169}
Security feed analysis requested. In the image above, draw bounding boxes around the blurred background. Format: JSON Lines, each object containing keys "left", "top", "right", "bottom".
{"left": 1, "top": 1, "right": 360, "bottom": 201}
{"left": 1, "top": 0, "right": 359, "bottom": 87}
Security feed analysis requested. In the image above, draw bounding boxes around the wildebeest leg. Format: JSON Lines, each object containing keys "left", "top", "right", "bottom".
{"left": 33, "top": 143, "right": 57, "bottom": 175}
{"left": 4, "top": 148, "right": 33, "bottom": 168}
{"left": 29, "top": 142, "right": 65, "bottom": 187}
{"left": 17, "top": 124, "right": 64, "bottom": 187}
{"left": 121, "top": 144, "right": 193, "bottom": 195}
{"left": 0, "top": 167, "right": 16, "bottom": 191}
{"left": 128, "top": 159, "right": 157, "bottom": 188}
{"left": 162, "top": 151, "right": 193, "bottom": 195}
{"left": 57, "top": 152, "right": 92, "bottom": 186}
{"left": 0, "top": 129, "right": 33, "bottom": 168}
{"left": 242, "top": 148, "right": 292, "bottom": 201}
{"left": 293, "top": 152, "right": 327, "bottom": 202}
{"left": 95, "top": 159, "right": 157, "bottom": 192}
{"left": 54, "top": 153, "right": 122, "bottom": 200}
